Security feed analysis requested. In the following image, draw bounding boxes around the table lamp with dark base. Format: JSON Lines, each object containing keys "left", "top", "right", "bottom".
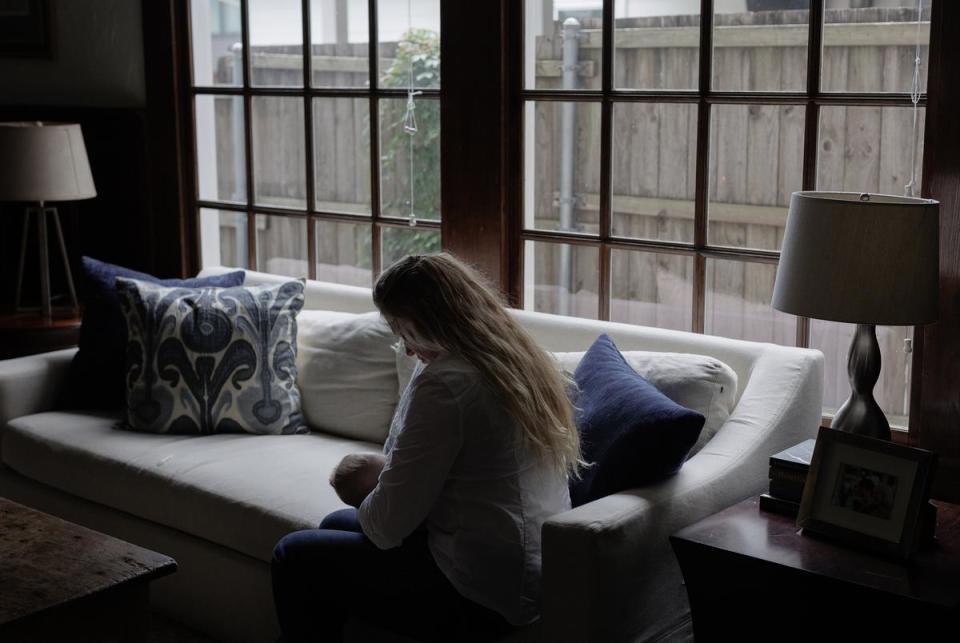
{"left": 772, "top": 191, "right": 939, "bottom": 441}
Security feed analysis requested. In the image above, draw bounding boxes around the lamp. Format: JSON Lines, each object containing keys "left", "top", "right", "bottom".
{"left": 772, "top": 191, "right": 939, "bottom": 441}
{"left": 0, "top": 122, "right": 97, "bottom": 318}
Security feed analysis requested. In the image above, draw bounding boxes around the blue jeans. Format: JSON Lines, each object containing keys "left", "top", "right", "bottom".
{"left": 271, "top": 508, "right": 514, "bottom": 642}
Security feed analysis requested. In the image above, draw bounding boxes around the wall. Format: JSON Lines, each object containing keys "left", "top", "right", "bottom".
{"left": 0, "top": 0, "right": 145, "bottom": 108}
{"left": 0, "top": 1, "right": 159, "bottom": 312}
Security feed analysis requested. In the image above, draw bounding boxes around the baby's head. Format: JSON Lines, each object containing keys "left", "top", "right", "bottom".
{"left": 330, "top": 453, "right": 383, "bottom": 508}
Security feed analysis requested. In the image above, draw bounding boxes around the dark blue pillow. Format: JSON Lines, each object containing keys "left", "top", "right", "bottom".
{"left": 569, "top": 334, "right": 705, "bottom": 507}
{"left": 63, "top": 257, "right": 245, "bottom": 410}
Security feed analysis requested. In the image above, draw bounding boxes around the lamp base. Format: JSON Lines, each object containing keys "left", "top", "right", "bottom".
{"left": 14, "top": 205, "right": 79, "bottom": 319}
{"left": 832, "top": 323, "right": 891, "bottom": 441}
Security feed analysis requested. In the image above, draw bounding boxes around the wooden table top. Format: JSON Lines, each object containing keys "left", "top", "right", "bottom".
{"left": 0, "top": 498, "right": 177, "bottom": 626}
{"left": 672, "top": 496, "right": 960, "bottom": 609}
{"left": 0, "top": 310, "right": 82, "bottom": 331}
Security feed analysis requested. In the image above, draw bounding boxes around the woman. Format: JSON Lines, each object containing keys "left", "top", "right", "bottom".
{"left": 271, "top": 254, "right": 580, "bottom": 642}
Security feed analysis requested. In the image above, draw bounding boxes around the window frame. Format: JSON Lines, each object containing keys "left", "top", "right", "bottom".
{"left": 174, "top": 0, "right": 936, "bottom": 440}
{"left": 510, "top": 0, "right": 929, "bottom": 437}
{"left": 186, "top": 0, "right": 441, "bottom": 280}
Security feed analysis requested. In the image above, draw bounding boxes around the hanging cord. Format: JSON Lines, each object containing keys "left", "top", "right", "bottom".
{"left": 402, "top": 0, "right": 420, "bottom": 227}
{"left": 904, "top": 0, "right": 924, "bottom": 197}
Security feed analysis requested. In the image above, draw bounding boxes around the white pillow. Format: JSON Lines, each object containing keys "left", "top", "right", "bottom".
{"left": 552, "top": 350, "right": 738, "bottom": 456}
{"left": 296, "top": 310, "right": 399, "bottom": 443}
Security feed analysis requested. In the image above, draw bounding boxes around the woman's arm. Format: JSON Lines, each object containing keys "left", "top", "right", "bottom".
{"left": 358, "top": 370, "right": 463, "bottom": 549}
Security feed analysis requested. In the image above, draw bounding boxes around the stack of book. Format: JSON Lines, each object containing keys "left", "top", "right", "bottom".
{"left": 759, "top": 438, "right": 816, "bottom": 517}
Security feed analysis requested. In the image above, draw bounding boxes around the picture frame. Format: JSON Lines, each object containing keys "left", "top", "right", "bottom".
{"left": 0, "top": 0, "right": 51, "bottom": 59}
{"left": 797, "top": 426, "right": 936, "bottom": 560}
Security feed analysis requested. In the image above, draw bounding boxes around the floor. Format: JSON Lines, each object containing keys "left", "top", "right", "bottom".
{"left": 148, "top": 612, "right": 219, "bottom": 643}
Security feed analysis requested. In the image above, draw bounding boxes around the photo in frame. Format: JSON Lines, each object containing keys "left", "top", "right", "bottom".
{"left": 797, "top": 426, "right": 936, "bottom": 559}
{"left": 0, "top": 0, "right": 51, "bottom": 58}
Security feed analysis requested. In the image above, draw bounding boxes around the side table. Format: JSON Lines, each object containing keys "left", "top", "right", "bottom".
{"left": 0, "top": 310, "right": 81, "bottom": 359}
{"left": 670, "top": 496, "right": 960, "bottom": 641}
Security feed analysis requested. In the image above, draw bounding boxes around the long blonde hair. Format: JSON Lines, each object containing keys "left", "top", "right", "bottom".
{"left": 374, "top": 253, "right": 581, "bottom": 476}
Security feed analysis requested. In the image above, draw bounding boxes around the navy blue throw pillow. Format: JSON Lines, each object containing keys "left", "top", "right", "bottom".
{"left": 569, "top": 334, "right": 705, "bottom": 507}
{"left": 63, "top": 257, "right": 245, "bottom": 410}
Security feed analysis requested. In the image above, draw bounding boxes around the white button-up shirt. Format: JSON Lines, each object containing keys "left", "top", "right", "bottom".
{"left": 358, "top": 352, "right": 571, "bottom": 625}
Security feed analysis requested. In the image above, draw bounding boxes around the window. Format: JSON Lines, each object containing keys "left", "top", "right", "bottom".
{"left": 189, "top": 0, "right": 441, "bottom": 286}
{"left": 520, "top": 0, "right": 930, "bottom": 429}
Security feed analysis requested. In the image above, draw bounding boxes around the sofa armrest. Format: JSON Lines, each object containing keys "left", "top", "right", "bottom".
{"left": 0, "top": 348, "right": 77, "bottom": 430}
{"left": 539, "top": 347, "right": 823, "bottom": 642}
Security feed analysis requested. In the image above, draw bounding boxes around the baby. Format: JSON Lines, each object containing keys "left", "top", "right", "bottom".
{"left": 330, "top": 453, "right": 386, "bottom": 508}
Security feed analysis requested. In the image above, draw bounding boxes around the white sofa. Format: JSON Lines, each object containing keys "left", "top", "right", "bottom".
{"left": 0, "top": 268, "right": 824, "bottom": 642}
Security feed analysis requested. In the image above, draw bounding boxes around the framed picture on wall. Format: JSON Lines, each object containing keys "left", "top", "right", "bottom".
{"left": 0, "top": 0, "right": 51, "bottom": 58}
{"left": 797, "top": 426, "right": 936, "bottom": 560}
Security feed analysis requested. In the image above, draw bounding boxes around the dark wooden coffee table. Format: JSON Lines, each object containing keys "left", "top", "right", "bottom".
{"left": 0, "top": 498, "right": 177, "bottom": 642}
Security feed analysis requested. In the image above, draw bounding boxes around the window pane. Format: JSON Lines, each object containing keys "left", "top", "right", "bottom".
{"left": 525, "top": 100, "right": 602, "bottom": 234}
{"left": 314, "top": 98, "right": 371, "bottom": 214}
{"left": 610, "top": 249, "right": 693, "bottom": 331}
{"left": 380, "top": 225, "right": 441, "bottom": 269}
{"left": 524, "top": 241, "right": 599, "bottom": 320}
{"left": 200, "top": 208, "right": 247, "bottom": 269}
{"left": 256, "top": 214, "right": 308, "bottom": 276}
{"left": 378, "top": 0, "right": 440, "bottom": 90}
{"left": 712, "top": 1, "right": 809, "bottom": 92}
{"left": 248, "top": 0, "right": 303, "bottom": 87}
{"left": 611, "top": 102, "right": 696, "bottom": 243}
{"left": 705, "top": 258, "right": 795, "bottom": 344}
{"left": 817, "top": 106, "right": 925, "bottom": 196}
{"left": 191, "top": 0, "right": 242, "bottom": 86}
{"left": 380, "top": 97, "right": 440, "bottom": 221}
{"left": 525, "top": 0, "right": 602, "bottom": 90}
{"left": 310, "top": 0, "right": 369, "bottom": 88}
{"left": 614, "top": 2, "right": 698, "bottom": 90}
{"left": 252, "top": 96, "right": 306, "bottom": 209}
{"left": 315, "top": 219, "right": 372, "bottom": 287}
{"left": 810, "top": 320, "right": 912, "bottom": 428}
{"left": 708, "top": 104, "right": 804, "bottom": 251}
{"left": 195, "top": 95, "right": 246, "bottom": 204}
{"left": 822, "top": 0, "right": 930, "bottom": 94}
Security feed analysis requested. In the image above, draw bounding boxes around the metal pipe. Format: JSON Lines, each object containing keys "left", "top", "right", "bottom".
{"left": 558, "top": 17, "right": 580, "bottom": 316}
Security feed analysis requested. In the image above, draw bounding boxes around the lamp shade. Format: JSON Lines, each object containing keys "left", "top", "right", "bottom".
{"left": 772, "top": 191, "right": 938, "bottom": 326}
{"left": 0, "top": 122, "right": 96, "bottom": 202}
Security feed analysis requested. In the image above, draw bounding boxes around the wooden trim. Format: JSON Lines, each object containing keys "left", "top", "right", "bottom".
{"left": 501, "top": 0, "right": 526, "bottom": 308}
{"left": 915, "top": 0, "right": 960, "bottom": 501}
{"left": 520, "top": 89, "right": 925, "bottom": 106}
{"left": 368, "top": 0, "right": 381, "bottom": 278}
{"left": 239, "top": 0, "right": 256, "bottom": 270}
{"left": 439, "top": 0, "right": 510, "bottom": 290}
{"left": 141, "top": 0, "right": 191, "bottom": 278}
{"left": 692, "top": 0, "right": 713, "bottom": 334}
{"left": 504, "top": 0, "right": 523, "bottom": 306}
{"left": 301, "top": 0, "right": 317, "bottom": 280}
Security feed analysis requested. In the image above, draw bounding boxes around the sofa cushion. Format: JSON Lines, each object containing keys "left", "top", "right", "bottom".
{"left": 569, "top": 335, "right": 705, "bottom": 507}
{"left": 553, "top": 348, "right": 736, "bottom": 456}
{"left": 296, "top": 310, "right": 398, "bottom": 443}
{"left": 116, "top": 278, "right": 307, "bottom": 435}
{"left": 0, "top": 411, "right": 381, "bottom": 562}
{"left": 64, "top": 257, "right": 245, "bottom": 410}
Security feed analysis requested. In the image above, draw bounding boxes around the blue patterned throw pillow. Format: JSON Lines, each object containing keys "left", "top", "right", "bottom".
{"left": 63, "top": 257, "right": 245, "bottom": 410}
{"left": 116, "top": 278, "right": 307, "bottom": 435}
